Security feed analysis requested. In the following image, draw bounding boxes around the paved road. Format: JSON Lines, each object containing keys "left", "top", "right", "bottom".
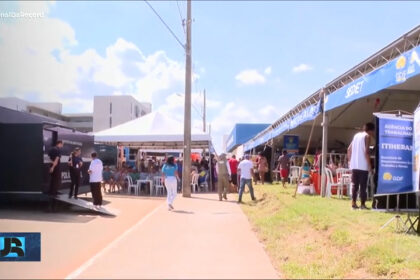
{"left": 0, "top": 194, "right": 163, "bottom": 279}
{"left": 68, "top": 194, "right": 278, "bottom": 279}
{"left": 1, "top": 193, "right": 279, "bottom": 279}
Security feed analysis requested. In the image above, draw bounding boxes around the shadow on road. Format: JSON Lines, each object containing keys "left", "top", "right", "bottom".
{"left": 105, "top": 193, "right": 165, "bottom": 201}
{"left": 0, "top": 199, "right": 110, "bottom": 223}
{"left": 190, "top": 195, "right": 238, "bottom": 204}
{"left": 172, "top": 210, "right": 194, "bottom": 214}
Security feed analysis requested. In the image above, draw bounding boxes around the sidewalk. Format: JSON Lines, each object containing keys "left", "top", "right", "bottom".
{"left": 68, "top": 193, "right": 279, "bottom": 279}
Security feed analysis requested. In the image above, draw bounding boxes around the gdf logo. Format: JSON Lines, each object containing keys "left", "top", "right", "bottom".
{"left": 383, "top": 172, "right": 392, "bottom": 181}
{"left": 0, "top": 237, "right": 25, "bottom": 258}
{"left": 383, "top": 172, "right": 404, "bottom": 182}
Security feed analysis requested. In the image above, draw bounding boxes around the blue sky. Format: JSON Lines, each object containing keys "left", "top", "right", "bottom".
{"left": 1, "top": 1, "right": 420, "bottom": 152}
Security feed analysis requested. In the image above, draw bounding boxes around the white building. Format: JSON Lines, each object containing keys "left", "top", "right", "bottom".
{"left": 0, "top": 95, "right": 152, "bottom": 133}
{"left": 93, "top": 95, "right": 152, "bottom": 132}
{"left": 0, "top": 97, "right": 62, "bottom": 114}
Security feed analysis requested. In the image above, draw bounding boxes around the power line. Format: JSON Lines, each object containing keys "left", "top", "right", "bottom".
{"left": 143, "top": 0, "right": 185, "bottom": 50}
{"left": 176, "top": 1, "right": 186, "bottom": 35}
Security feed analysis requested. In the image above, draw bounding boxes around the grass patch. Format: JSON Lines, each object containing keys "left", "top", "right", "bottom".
{"left": 238, "top": 183, "right": 420, "bottom": 279}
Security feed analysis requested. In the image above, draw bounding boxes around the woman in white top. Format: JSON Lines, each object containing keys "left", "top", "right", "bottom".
{"left": 88, "top": 152, "right": 103, "bottom": 208}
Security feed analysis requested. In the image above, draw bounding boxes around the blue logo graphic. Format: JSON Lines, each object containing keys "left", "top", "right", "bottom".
{"left": 0, "top": 233, "right": 40, "bottom": 261}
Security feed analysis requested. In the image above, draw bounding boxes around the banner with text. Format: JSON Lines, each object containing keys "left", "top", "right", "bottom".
{"left": 283, "top": 135, "right": 299, "bottom": 155}
{"left": 325, "top": 44, "right": 420, "bottom": 111}
{"left": 413, "top": 107, "right": 420, "bottom": 192}
{"left": 377, "top": 115, "right": 413, "bottom": 194}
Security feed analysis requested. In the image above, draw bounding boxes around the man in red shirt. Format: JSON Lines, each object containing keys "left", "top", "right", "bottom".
{"left": 277, "top": 150, "right": 290, "bottom": 188}
{"left": 228, "top": 155, "right": 239, "bottom": 191}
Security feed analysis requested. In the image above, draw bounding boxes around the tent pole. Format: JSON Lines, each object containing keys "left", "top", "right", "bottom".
{"left": 293, "top": 113, "right": 319, "bottom": 197}
{"left": 321, "top": 92, "right": 328, "bottom": 197}
{"left": 270, "top": 140, "right": 275, "bottom": 183}
{"left": 209, "top": 140, "right": 213, "bottom": 192}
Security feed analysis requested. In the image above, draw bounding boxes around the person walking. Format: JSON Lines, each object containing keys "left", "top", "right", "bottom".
{"left": 257, "top": 152, "right": 268, "bottom": 185}
{"left": 68, "top": 147, "right": 83, "bottom": 199}
{"left": 162, "top": 156, "right": 179, "bottom": 211}
{"left": 216, "top": 153, "right": 231, "bottom": 201}
{"left": 228, "top": 155, "right": 239, "bottom": 191}
{"left": 238, "top": 154, "right": 256, "bottom": 203}
{"left": 277, "top": 150, "right": 290, "bottom": 188}
{"left": 88, "top": 152, "right": 103, "bottom": 209}
{"left": 347, "top": 122, "right": 375, "bottom": 210}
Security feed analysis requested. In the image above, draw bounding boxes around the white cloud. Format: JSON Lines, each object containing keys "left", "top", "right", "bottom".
{"left": 258, "top": 105, "right": 278, "bottom": 118}
{"left": 326, "top": 67, "right": 335, "bottom": 73}
{"left": 0, "top": 6, "right": 192, "bottom": 113}
{"left": 18, "top": 1, "right": 55, "bottom": 14}
{"left": 210, "top": 102, "right": 281, "bottom": 153}
{"left": 292, "top": 63, "right": 313, "bottom": 73}
{"left": 235, "top": 69, "right": 266, "bottom": 85}
{"left": 156, "top": 92, "right": 221, "bottom": 128}
{"left": 264, "top": 67, "right": 272, "bottom": 75}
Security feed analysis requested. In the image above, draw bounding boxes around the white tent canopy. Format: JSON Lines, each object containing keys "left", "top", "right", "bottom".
{"left": 94, "top": 112, "right": 212, "bottom": 150}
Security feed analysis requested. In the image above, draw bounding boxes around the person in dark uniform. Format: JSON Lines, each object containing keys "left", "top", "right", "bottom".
{"left": 68, "top": 147, "right": 83, "bottom": 199}
{"left": 48, "top": 140, "right": 63, "bottom": 211}
{"left": 210, "top": 154, "right": 217, "bottom": 192}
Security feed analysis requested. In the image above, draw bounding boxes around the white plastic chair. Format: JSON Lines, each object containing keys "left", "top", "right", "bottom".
{"left": 289, "top": 166, "right": 301, "bottom": 184}
{"left": 153, "top": 176, "right": 165, "bottom": 196}
{"left": 126, "top": 175, "right": 140, "bottom": 196}
{"left": 336, "top": 168, "right": 352, "bottom": 198}
{"left": 191, "top": 173, "right": 199, "bottom": 193}
{"left": 325, "top": 167, "right": 341, "bottom": 198}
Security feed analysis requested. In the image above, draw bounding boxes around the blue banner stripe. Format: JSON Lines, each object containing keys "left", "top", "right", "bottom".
{"left": 325, "top": 45, "right": 420, "bottom": 111}
{"left": 244, "top": 100, "right": 321, "bottom": 151}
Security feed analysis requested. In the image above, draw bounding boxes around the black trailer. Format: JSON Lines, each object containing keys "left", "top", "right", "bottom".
{"left": 0, "top": 106, "right": 95, "bottom": 196}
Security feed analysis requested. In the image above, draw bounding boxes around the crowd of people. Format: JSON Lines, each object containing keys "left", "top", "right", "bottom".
{"left": 47, "top": 121, "right": 374, "bottom": 209}
{"left": 45, "top": 122, "right": 376, "bottom": 213}
{"left": 46, "top": 129, "right": 375, "bottom": 213}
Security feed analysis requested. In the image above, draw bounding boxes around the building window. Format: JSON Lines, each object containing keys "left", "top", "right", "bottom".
{"left": 110, "top": 103, "right": 112, "bottom": 114}
{"left": 109, "top": 116, "right": 112, "bottom": 128}
{"left": 135, "top": 105, "right": 139, "bottom": 118}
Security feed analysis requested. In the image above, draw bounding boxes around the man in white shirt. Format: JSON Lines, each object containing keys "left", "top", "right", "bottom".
{"left": 216, "top": 153, "right": 231, "bottom": 201}
{"left": 237, "top": 154, "right": 256, "bottom": 203}
{"left": 88, "top": 152, "right": 103, "bottom": 208}
{"left": 347, "top": 122, "right": 375, "bottom": 210}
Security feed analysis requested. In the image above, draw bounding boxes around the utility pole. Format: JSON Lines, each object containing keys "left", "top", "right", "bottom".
{"left": 203, "top": 89, "right": 206, "bottom": 132}
{"left": 182, "top": 0, "right": 192, "bottom": 197}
